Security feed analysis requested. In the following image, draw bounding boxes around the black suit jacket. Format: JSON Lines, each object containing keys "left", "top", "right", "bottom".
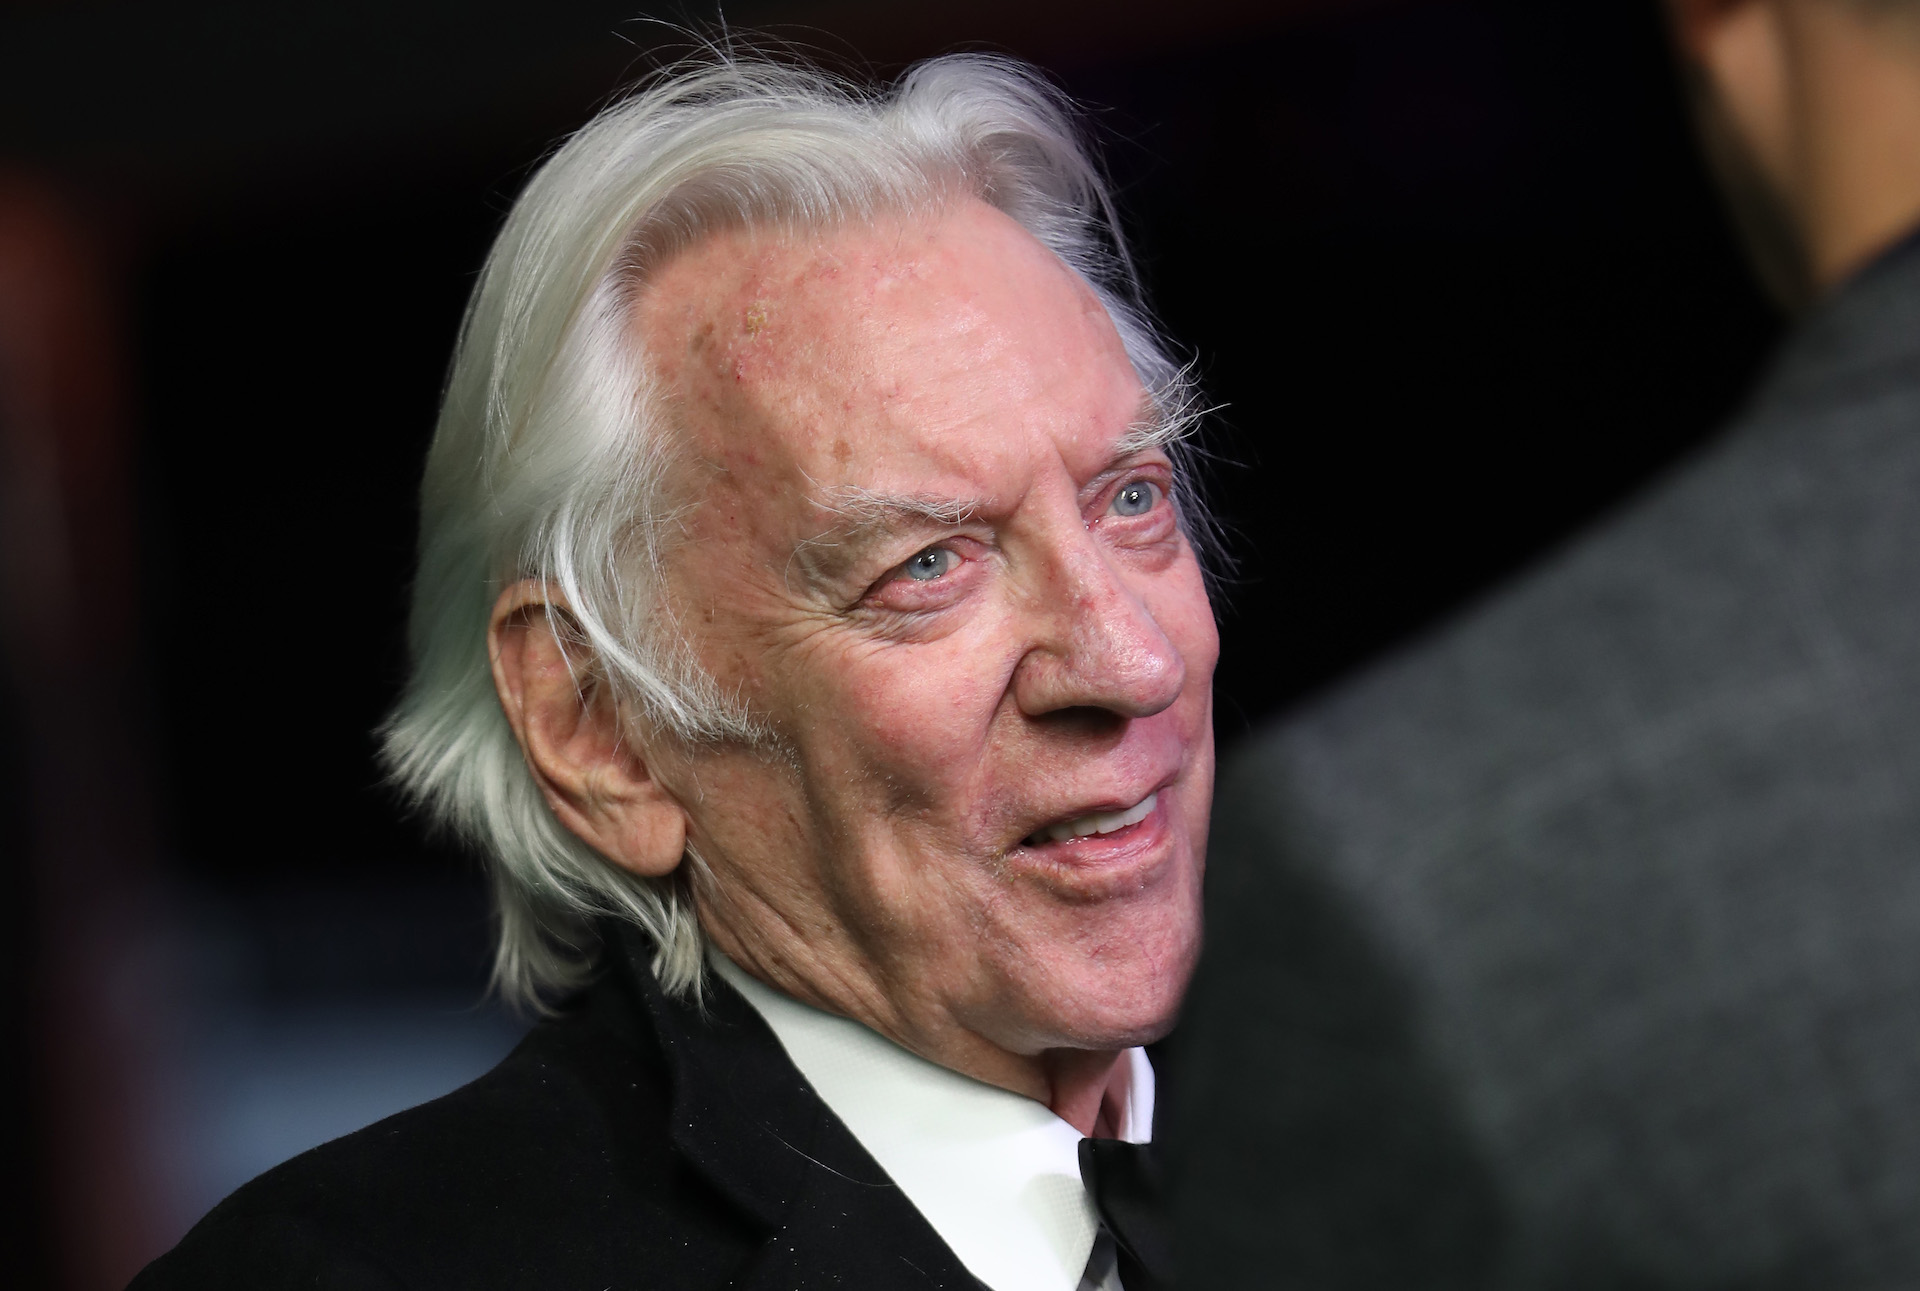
{"left": 1175, "top": 232, "right": 1920, "bottom": 1288}
{"left": 132, "top": 925, "right": 982, "bottom": 1290}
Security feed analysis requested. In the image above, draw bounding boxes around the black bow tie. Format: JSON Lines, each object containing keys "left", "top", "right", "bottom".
{"left": 1078, "top": 1138, "right": 1172, "bottom": 1291}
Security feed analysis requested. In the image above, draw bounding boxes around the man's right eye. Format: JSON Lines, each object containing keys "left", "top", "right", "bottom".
{"left": 900, "top": 546, "right": 960, "bottom": 581}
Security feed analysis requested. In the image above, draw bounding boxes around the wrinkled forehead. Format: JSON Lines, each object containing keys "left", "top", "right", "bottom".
{"left": 628, "top": 199, "right": 1145, "bottom": 516}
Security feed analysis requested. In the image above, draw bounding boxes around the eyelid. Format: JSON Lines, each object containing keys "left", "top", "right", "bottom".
{"left": 1092, "top": 464, "right": 1174, "bottom": 516}
{"left": 898, "top": 545, "right": 960, "bottom": 581}
{"left": 858, "top": 534, "right": 985, "bottom": 606}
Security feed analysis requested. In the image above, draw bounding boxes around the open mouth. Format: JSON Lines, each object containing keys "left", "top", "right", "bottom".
{"left": 1020, "top": 792, "right": 1159, "bottom": 848}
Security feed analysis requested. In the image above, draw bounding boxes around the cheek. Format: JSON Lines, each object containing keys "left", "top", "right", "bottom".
{"left": 1152, "top": 559, "right": 1219, "bottom": 829}
{"left": 799, "top": 629, "right": 1019, "bottom": 799}
{"left": 840, "top": 641, "right": 1021, "bottom": 772}
{"left": 1155, "top": 557, "right": 1221, "bottom": 698}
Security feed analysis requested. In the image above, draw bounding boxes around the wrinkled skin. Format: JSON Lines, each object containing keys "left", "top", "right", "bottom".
{"left": 503, "top": 198, "right": 1218, "bottom": 1132}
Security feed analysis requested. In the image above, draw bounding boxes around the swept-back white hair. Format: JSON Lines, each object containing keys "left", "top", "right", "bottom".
{"left": 382, "top": 50, "right": 1209, "bottom": 1012}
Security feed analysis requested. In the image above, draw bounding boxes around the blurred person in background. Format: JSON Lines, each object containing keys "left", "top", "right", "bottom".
{"left": 1175, "top": 0, "right": 1920, "bottom": 1286}
{"left": 132, "top": 50, "right": 1213, "bottom": 1291}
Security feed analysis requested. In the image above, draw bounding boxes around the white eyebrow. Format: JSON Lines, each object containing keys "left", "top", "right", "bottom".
{"left": 787, "top": 486, "right": 985, "bottom": 588}
{"left": 814, "top": 485, "right": 981, "bottom": 529}
{"left": 1116, "top": 385, "right": 1211, "bottom": 455}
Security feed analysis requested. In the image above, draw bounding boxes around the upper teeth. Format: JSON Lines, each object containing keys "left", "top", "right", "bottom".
{"left": 1027, "top": 793, "right": 1157, "bottom": 846}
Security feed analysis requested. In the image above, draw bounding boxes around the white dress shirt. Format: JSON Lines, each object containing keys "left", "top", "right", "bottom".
{"left": 709, "top": 951, "right": 1153, "bottom": 1291}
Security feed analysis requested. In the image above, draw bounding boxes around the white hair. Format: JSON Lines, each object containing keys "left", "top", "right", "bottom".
{"left": 381, "top": 49, "right": 1211, "bottom": 1013}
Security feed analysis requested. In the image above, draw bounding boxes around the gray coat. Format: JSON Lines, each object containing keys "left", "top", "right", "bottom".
{"left": 1174, "top": 234, "right": 1920, "bottom": 1289}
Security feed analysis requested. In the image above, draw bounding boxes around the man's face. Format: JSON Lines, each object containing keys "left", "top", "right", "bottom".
{"left": 633, "top": 199, "right": 1217, "bottom": 1069}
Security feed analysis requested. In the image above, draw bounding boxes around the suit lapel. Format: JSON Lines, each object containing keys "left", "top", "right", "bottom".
{"left": 614, "top": 927, "right": 985, "bottom": 1289}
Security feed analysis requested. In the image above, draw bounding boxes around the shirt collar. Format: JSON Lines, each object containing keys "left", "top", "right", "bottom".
{"left": 709, "top": 951, "right": 1153, "bottom": 1291}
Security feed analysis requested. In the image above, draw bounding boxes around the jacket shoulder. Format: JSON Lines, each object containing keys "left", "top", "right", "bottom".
{"left": 1194, "top": 243, "right": 1920, "bottom": 1288}
{"left": 133, "top": 976, "right": 758, "bottom": 1290}
{"left": 130, "top": 1209, "right": 406, "bottom": 1291}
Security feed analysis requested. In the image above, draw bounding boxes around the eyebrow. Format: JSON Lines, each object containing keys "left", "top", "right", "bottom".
{"left": 1118, "top": 389, "right": 1205, "bottom": 454}
{"left": 785, "top": 392, "right": 1197, "bottom": 589}
{"left": 789, "top": 486, "right": 986, "bottom": 588}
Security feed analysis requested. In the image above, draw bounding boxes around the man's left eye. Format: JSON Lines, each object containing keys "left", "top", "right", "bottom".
{"left": 900, "top": 546, "right": 960, "bottom": 581}
{"left": 1110, "top": 481, "right": 1160, "bottom": 517}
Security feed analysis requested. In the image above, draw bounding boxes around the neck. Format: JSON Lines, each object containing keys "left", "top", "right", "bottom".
{"left": 704, "top": 924, "right": 1133, "bottom": 1135}
{"left": 1042, "top": 1047, "right": 1132, "bottom": 1137}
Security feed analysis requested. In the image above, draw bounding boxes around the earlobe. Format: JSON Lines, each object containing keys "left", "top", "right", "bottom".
{"left": 1668, "top": 0, "right": 1757, "bottom": 61}
{"left": 488, "top": 580, "right": 689, "bottom": 879}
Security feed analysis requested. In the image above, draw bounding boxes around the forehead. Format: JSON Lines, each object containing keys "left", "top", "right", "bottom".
{"left": 632, "top": 199, "right": 1147, "bottom": 517}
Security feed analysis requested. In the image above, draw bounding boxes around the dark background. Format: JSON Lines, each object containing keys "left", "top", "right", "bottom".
{"left": 0, "top": 1, "right": 1778, "bottom": 1287}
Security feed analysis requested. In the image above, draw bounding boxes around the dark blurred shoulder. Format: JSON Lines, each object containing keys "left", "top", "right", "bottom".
{"left": 130, "top": 966, "right": 751, "bottom": 1291}
{"left": 1180, "top": 232, "right": 1920, "bottom": 1290}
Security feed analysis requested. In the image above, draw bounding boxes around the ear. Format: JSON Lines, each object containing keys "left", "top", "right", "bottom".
{"left": 488, "top": 579, "right": 688, "bottom": 879}
{"left": 1672, "top": 0, "right": 1798, "bottom": 197}
{"left": 1668, "top": 0, "right": 1793, "bottom": 130}
{"left": 1667, "top": 0, "right": 1763, "bottom": 62}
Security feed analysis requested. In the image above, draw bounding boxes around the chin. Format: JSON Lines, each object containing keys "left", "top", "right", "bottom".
{"left": 1033, "top": 918, "right": 1202, "bottom": 1051}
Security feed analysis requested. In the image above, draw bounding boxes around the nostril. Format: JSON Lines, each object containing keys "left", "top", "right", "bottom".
{"left": 1031, "top": 705, "right": 1128, "bottom": 736}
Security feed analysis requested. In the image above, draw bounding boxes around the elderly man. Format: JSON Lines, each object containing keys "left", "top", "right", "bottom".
{"left": 134, "top": 53, "right": 1216, "bottom": 1291}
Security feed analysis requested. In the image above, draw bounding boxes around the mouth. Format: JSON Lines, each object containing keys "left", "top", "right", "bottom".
{"left": 1020, "top": 791, "right": 1159, "bottom": 849}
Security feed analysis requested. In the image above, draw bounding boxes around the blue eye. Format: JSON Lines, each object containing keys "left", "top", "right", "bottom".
{"left": 902, "top": 546, "right": 959, "bottom": 581}
{"left": 1111, "top": 481, "right": 1158, "bottom": 517}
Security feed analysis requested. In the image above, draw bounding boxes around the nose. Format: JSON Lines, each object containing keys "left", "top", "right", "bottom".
{"left": 1011, "top": 538, "right": 1187, "bottom": 721}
